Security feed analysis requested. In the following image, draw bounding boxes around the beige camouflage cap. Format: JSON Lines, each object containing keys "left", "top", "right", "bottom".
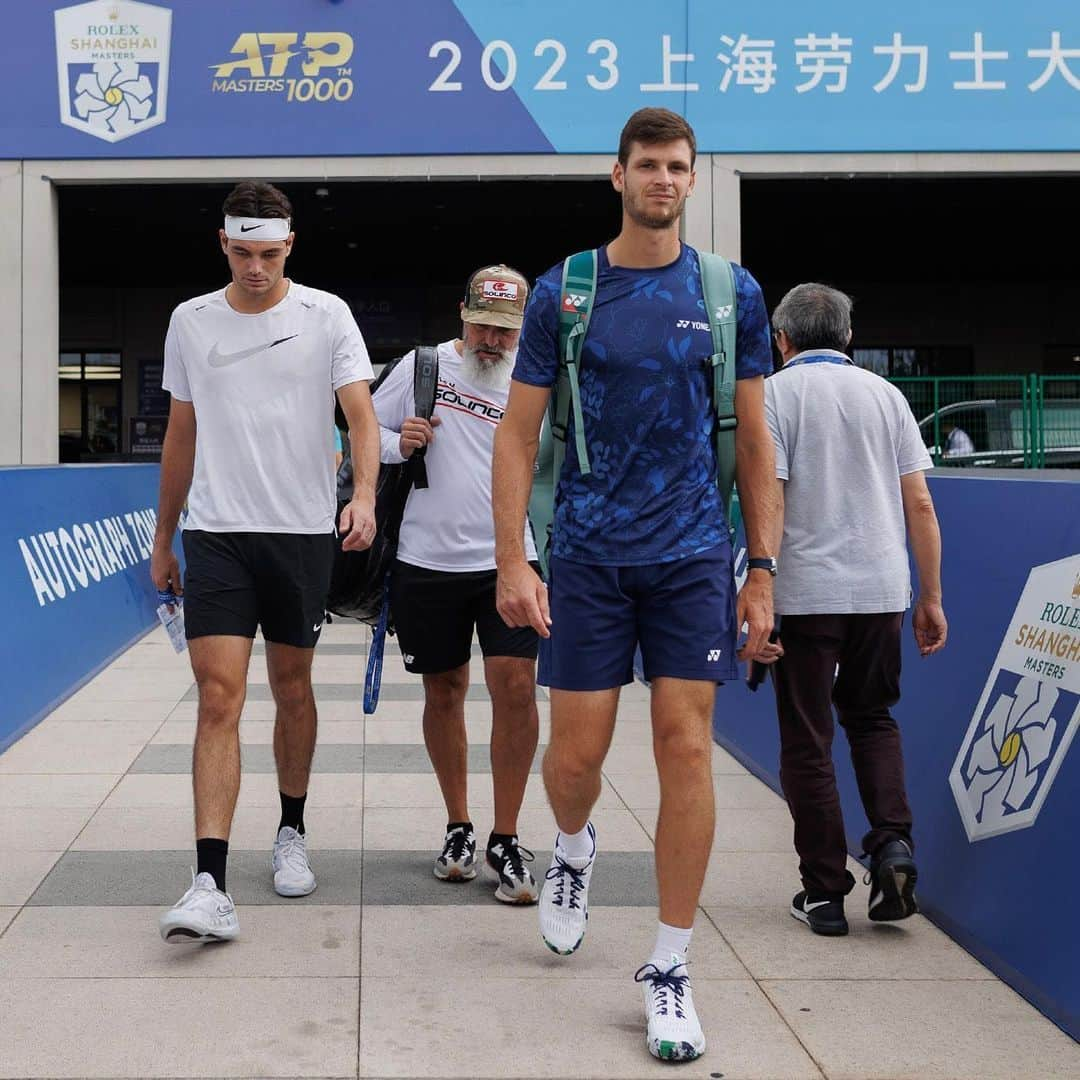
{"left": 462, "top": 264, "right": 530, "bottom": 328}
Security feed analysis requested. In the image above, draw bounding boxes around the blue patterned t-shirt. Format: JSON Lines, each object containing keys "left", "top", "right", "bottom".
{"left": 514, "top": 243, "right": 773, "bottom": 566}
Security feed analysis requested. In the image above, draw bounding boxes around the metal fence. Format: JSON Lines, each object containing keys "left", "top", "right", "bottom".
{"left": 887, "top": 374, "right": 1080, "bottom": 468}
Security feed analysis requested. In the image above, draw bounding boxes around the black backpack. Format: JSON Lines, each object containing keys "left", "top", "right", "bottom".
{"left": 325, "top": 345, "right": 439, "bottom": 624}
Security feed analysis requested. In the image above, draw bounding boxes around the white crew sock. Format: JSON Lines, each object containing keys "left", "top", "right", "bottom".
{"left": 650, "top": 920, "right": 693, "bottom": 969}
{"left": 556, "top": 823, "right": 594, "bottom": 861}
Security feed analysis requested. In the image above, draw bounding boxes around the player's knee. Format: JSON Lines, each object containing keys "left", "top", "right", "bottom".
{"left": 424, "top": 667, "right": 469, "bottom": 710}
{"left": 270, "top": 673, "right": 313, "bottom": 714}
{"left": 491, "top": 665, "right": 536, "bottom": 714}
{"left": 653, "top": 726, "right": 711, "bottom": 774}
{"left": 195, "top": 678, "right": 244, "bottom": 728}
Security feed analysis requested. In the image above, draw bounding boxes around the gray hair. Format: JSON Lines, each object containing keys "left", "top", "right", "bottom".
{"left": 772, "top": 283, "right": 853, "bottom": 354}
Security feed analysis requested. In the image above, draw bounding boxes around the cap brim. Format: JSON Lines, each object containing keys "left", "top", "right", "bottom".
{"left": 461, "top": 309, "right": 523, "bottom": 329}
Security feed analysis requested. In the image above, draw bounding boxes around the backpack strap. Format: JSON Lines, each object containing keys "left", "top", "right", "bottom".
{"left": 553, "top": 249, "right": 597, "bottom": 476}
{"left": 698, "top": 252, "right": 739, "bottom": 538}
{"left": 410, "top": 344, "right": 439, "bottom": 490}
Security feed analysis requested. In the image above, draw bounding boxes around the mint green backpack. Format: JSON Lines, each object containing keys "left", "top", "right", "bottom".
{"left": 528, "top": 249, "right": 740, "bottom": 577}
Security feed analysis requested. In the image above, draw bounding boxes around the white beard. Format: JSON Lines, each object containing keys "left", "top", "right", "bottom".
{"left": 462, "top": 344, "right": 515, "bottom": 390}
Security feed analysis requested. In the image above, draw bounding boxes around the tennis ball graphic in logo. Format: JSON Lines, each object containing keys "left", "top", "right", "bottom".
{"left": 998, "top": 731, "right": 1022, "bottom": 767}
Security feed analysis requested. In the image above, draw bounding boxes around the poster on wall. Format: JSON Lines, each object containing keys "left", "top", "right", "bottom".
{"left": 129, "top": 415, "right": 166, "bottom": 455}
{"left": 137, "top": 358, "right": 169, "bottom": 417}
{"left": 949, "top": 553, "right": 1080, "bottom": 842}
{"left": 2, "top": 1, "right": 1080, "bottom": 158}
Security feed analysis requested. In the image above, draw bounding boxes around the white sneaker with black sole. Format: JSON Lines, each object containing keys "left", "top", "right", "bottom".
{"left": 433, "top": 824, "right": 477, "bottom": 881}
{"left": 482, "top": 837, "right": 539, "bottom": 904}
{"left": 272, "top": 826, "right": 317, "bottom": 897}
{"left": 538, "top": 823, "right": 595, "bottom": 954}
{"left": 635, "top": 955, "right": 706, "bottom": 1062}
{"left": 159, "top": 870, "right": 239, "bottom": 944}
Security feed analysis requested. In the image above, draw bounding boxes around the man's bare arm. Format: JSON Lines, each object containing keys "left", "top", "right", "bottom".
{"left": 901, "top": 470, "right": 947, "bottom": 656}
{"left": 338, "top": 379, "right": 380, "bottom": 552}
{"left": 733, "top": 375, "right": 777, "bottom": 661}
{"left": 492, "top": 380, "right": 551, "bottom": 635}
{"left": 151, "top": 397, "right": 196, "bottom": 597}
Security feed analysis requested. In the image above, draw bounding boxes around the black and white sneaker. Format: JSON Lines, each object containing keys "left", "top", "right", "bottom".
{"left": 433, "top": 824, "right": 477, "bottom": 882}
{"left": 482, "top": 836, "right": 539, "bottom": 904}
{"left": 791, "top": 890, "right": 849, "bottom": 936}
{"left": 867, "top": 839, "right": 919, "bottom": 922}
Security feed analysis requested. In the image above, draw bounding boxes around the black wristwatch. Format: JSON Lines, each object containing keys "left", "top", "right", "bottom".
{"left": 747, "top": 556, "right": 777, "bottom": 577}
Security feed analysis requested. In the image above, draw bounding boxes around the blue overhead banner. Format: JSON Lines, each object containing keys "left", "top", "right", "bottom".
{"left": 715, "top": 473, "right": 1080, "bottom": 1041}
{"left": 0, "top": 465, "right": 174, "bottom": 752}
{"left": 1, "top": 1, "right": 1078, "bottom": 159}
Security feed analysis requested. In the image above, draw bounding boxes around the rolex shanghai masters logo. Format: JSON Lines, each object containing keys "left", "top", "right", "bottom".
{"left": 55, "top": 1, "right": 171, "bottom": 143}
{"left": 950, "top": 555, "right": 1080, "bottom": 841}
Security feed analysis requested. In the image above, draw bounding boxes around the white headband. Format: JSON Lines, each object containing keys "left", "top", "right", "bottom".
{"left": 224, "top": 215, "right": 291, "bottom": 241}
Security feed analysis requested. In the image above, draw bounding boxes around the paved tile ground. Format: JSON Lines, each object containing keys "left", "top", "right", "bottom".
{"left": 2, "top": 621, "right": 1078, "bottom": 1079}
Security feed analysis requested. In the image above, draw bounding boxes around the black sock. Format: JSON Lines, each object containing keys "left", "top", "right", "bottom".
{"left": 446, "top": 820, "right": 473, "bottom": 835}
{"left": 196, "top": 837, "right": 229, "bottom": 892}
{"left": 279, "top": 792, "right": 307, "bottom": 835}
{"left": 487, "top": 830, "right": 517, "bottom": 852}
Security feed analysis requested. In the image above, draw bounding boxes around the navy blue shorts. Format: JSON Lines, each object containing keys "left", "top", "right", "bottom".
{"left": 538, "top": 545, "right": 739, "bottom": 690}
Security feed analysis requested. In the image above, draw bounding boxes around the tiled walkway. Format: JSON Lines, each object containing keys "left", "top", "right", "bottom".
{"left": 2, "top": 621, "right": 1079, "bottom": 1078}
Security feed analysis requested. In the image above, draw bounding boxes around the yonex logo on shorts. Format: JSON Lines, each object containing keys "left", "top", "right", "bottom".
{"left": 404, "top": 654, "right": 415, "bottom": 664}
{"left": 706, "top": 649, "right": 722, "bottom": 661}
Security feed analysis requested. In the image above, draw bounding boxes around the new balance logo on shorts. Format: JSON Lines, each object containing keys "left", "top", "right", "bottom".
{"left": 706, "top": 649, "right": 722, "bottom": 661}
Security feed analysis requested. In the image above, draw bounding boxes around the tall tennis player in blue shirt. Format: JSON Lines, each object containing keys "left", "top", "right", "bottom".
{"left": 493, "top": 109, "right": 778, "bottom": 1064}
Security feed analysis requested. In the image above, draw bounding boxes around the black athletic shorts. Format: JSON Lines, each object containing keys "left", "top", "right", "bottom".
{"left": 389, "top": 559, "right": 540, "bottom": 674}
{"left": 182, "top": 530, "right": 335, "bottom": 648}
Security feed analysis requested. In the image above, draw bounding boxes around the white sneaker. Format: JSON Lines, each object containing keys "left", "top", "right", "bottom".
{"left": 635, "top": 956, "right": 706, "bottom": 1062}
{"left": 159, "top": 870, "right": 239, "bottom": 944}
{"left": 538, "top": 823, "right": 595, "bottom": 955}
{"left": 272, "top": 826, "right": 317, "bottom": 897}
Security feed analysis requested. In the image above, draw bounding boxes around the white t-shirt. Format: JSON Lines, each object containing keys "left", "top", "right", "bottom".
{"left": 764, "top": 352, "right": 933, "bottom": 615}
{"left": 163, "top": 282, "right": 373, "bottom": 533}
{"left": 372, "top": 341, "right": 538, "bottom": 572}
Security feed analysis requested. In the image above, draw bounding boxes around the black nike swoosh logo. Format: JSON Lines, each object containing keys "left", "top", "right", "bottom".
{"left": 207, "top": 334, "right": 300, "bottom": 368}
{"left": 239, "top": 224, "right": 263, "bottom": 233}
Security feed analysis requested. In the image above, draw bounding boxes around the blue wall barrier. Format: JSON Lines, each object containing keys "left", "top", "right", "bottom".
{"left": 715, "top": 472, "right": 1080, "bottom": 1041}
{"left": 0, "top": 464, "right": 172, "bottom": 753}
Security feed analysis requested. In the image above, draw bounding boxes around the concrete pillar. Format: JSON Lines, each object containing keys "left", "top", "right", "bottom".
{"left": 683, "top": 154, "right": 714, "bottom": 252}
{"left": 21, "top": 167, "right": 59, "bottom": 464}
{"left": 710, "top": 160, "right": 741, "bottom": 261}
{"left": 0, "top": 163, "right": 22, "bottom": 465}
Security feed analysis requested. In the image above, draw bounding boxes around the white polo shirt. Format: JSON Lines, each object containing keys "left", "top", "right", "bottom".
{"left": 765, "top": 351, "right": 933, "bottom": 615}
{"left": 163, "top": 282, "right": 373, "bottom": 533}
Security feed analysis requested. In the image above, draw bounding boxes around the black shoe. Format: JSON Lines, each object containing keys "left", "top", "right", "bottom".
{"left": 867, "top": 839, "right": 919, "bottom": 922}
{"left": 791, "top": 890, "right": 849, "bottom": 936}
{"left": 482, "top": 836, "right": 539, "bottom": 904}
{"left": 433, "top": 824, "right": 477, "bottom": 882}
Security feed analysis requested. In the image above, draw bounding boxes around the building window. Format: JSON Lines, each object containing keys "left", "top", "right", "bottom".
{"left": 59, "top": 351, "right": 122, "bottom": 462}
{"left": 852, "top": 346, "right": 973, "bottom": 377}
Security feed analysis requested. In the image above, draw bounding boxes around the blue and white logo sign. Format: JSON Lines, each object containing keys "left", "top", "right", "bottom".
{"left": 54, "top": 1, "right": 171, "bottom": 143}
{"left": 950, "top": 555, "right": 1080, "bottom": 842}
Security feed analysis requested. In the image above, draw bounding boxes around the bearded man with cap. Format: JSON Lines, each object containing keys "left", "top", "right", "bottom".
{"left": 372, "top": 265, "right": 543, "bottom": 904}
{"left": 152, "top": 180, "right": 380, "bottom": 943}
